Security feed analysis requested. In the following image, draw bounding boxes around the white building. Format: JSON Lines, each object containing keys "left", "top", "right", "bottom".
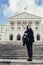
{"left": 0, "top": 12, "right": 43, "bottom": 42}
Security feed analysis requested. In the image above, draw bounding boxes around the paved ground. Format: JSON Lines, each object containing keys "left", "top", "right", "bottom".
{"left": 0, "top": 59, "right": 43, "bottom": 63}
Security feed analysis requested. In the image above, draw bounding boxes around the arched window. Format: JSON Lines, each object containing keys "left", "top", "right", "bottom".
{"left": 37, "top": 34, "right": 40, "bottom": 40}
{"left": 9, "top": 34, "right": 13, "bottom": 40}
{"left": 17, "top": 34, "right": 21, "bottom": 40}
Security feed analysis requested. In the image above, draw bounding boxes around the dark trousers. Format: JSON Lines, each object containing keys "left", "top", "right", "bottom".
{"left": 26, "top": 44, "right": 33, "bottom": 59}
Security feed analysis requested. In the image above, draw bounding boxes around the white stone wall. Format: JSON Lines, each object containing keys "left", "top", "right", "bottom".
{"left": 0, "top": 12, "right": 43, "bottom": 42}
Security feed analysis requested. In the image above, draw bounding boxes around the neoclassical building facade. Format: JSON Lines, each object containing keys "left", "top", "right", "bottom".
{"left": 0, "top": 12, "right": 43, "bottom": 42}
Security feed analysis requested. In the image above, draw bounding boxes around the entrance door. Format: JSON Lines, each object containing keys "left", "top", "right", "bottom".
{"left": 9, "top": 34, "right": 13, "bottom": 40}
{"left": 17, "top": 34, "right": 21, "bottom": 40}
{"left": 37, "top": 34, "right": 40, "bottom": 40}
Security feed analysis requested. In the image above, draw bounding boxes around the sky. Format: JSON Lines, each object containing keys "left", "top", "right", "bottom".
{"left": 0, "top": 0, "right": 43, "bottom": 24}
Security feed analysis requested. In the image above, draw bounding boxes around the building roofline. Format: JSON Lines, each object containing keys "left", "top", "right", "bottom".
{"left": 0, "top": 24, "right": 7, "bottom": 26}
{"left": 8, "top": 12, "right": 42, "bottom": 19}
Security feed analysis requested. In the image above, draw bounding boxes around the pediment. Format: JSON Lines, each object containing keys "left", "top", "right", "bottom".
{"left": 8, "top": 12, "right": 42, "bottom": 19}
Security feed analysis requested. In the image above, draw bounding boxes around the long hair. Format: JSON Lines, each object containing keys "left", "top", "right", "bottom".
{"left": 26, "top": 25, "right": 30, "bottom": 30}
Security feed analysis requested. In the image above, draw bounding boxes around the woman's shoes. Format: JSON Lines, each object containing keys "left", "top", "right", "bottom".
{"left": 27, "top": 58, "right": 32, "bottom": 61}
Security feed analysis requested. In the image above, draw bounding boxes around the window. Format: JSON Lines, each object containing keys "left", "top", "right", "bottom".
{"left": 17, "top": 26, "right": 21, "bottom": 29}
{"left": 12, "top": 27, "right": 14, "bottom": 30}
{"left": 10, "top": 22, "right": 14, "bottom": 27}
{"left": 28, "top": 21, "right": 32, "bottom": 24}
{"left": 35, "top": 27, "right": 38, "bottom": 29}
{"left": 10, "top": 22, "right": 14, "bottom": 25}
{"left": 17, "top": 21, "right": 21, "bottom": 29}
{"left": 23, "top": 21, "right": 27, "bottom": 24}
{"left": 10, "top": 22, "right": 14, "bottom": 29}
{"left": 17, "top": 34, "right": 21, "bottom": 40}
{"left": 35, "top": 21, "right": 39, "bottom": 26}
{"left": 35, "top": 21, "right": 39, "bottom": 24}
{"left": 35, "top": 21, "right": 39, "bottom": 30}
{"left": 37, "top": 34, "right": 40, "bottom": 40}
{"left": 22, "top": 21, "right": 27, "bottom": 29}
{"left": 28, "top": 21, "right": 32, "bottom": 27}
{"left": 17, "top": 21, "right": 21, "bottom": 25}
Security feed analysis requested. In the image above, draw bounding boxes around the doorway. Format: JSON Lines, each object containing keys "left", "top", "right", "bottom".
{"left": 17, "top": 34, "right": 21, "bottom": 40}
{"left": 9, "top": 34, "right": 13, "bottom": 40}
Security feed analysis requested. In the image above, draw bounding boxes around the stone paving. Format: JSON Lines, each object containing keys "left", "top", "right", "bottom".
{"left": 0, "top": 41, "right": 43, "bottom": 65}
{"left": 0, "top": 59, "right": 43, "bottom": 65}
{"left": 0, "top": 42, "right": 43, "bottom": 59}
{"left": 0, "top": 59, "right": 43, "bottom": 63}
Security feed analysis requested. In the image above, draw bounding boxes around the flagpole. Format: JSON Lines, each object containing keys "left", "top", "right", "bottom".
{"left": 23, "top": 7, "right": 27, "bottom": 12}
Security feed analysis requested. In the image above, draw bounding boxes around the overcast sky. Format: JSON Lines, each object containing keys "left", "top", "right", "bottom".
{"left": 0, "top": 0, "right": 43, "bottom": 24}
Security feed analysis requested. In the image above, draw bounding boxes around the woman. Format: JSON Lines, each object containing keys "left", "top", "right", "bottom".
{"left": 22, "top": 25, "right": 34, "bottom": 61}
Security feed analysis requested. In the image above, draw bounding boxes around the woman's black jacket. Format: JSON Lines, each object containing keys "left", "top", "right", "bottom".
{"left": 22, "top": 29, "right": 34, "bottom": 46}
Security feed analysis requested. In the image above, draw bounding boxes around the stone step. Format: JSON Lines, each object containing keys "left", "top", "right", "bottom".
{"left": 0, "top": 59, "right": 43, "bottom": 65}
{"left": 0, "top": 41, "right": 43, "bottom": 59}
{"left": 0, "top": 56, "right": 43, "bottom": 60}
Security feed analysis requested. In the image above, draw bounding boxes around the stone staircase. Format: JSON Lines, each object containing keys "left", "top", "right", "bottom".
{"left": 0, "top": 41, "right": 43, "bottom": 60}
{"left": 0, "top": 59, "right": 43, "bottom": 65}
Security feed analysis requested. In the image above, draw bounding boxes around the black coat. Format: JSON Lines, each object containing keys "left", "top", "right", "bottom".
{"left": 22, "top": 29, "right": 34, "bottom": 46}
